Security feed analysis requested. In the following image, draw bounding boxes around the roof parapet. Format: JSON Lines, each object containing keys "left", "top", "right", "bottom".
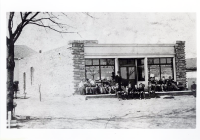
{"left": 68, "top": 40, "right": 98, "bottom": 45}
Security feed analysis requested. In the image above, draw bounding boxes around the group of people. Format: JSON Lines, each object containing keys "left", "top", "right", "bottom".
{"left": 148, "top": 75, "right": 180, "bottom": 92}
{"left": 116, "top": 82, "right": 146, "bottom": 100}
{"left": 78, "top": 78, "right": 116, "bottom": 95}
{"left": 78, "top": 71, "right": 189, "bottom": 99}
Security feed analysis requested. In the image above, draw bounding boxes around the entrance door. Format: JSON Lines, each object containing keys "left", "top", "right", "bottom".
{"left": 120, "top": 66, "right": 136, "bottom": 87}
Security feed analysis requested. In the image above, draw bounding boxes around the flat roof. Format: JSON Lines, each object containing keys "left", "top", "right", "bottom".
{"left": 84, "top": 44, "right": 177, "bottom": 47}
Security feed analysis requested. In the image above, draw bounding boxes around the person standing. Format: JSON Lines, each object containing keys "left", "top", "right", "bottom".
{"left": 191, "top": 81, "right": 196, "bottom": 97}
{"left": 115, "top": 71, "right": 122, "bottom": 90}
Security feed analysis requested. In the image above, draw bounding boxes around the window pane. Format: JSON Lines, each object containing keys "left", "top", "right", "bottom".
{"left": 85, "top": 66, "right": 100, "bottom": 80}
{"left": 107, "top": 59, "right": 115, "bottom": 65}
{"left": 119, "top": 59, "right": 127, "bottom": 65}
{"left": 141, "top": 59, "right": 144, "bottom": 65}
{"left": 154, "top": 58, "right": 159, "bottom": 64}
{"left": 93, "top": 59, "right": 99, "bottom": 65}
{"left": 160, "top": 58, "right": 166, "bottom": 64}
{"left": 138, "top": 66, "right": 145, "bottom": 81}
{"left": 127, "top": 59, "right": 135, "bottom": 65}
{"left": 101, "top": 66, "right": 114, "bottom": 81}
{"left": 161, "top": 65, "right": 173, "bottom": 79}
{"left": 137, "top": 59, "right": 144, "bottom": 66}
{"left": 148, "top": 59, "right": 154, "bottom": 64}
{"left": 167, "top": 58, "right": 172, "bottom": 64}
{"left": 100, "top": 59, "right": 107, "bottom": 65}
{"left": 120, "top": 67, "right": 127, "bottom": 79}
{"left": 148, "top": 65, "right": 160, "bottom": 80}
{"left": 119, "top": 59, "right": 135, "bottom": 65}
{"left": 85, "top": 59, "right": 92, "bottom": 65}
{"left": 128, "top": 67, "right": 135, "bottom": 79}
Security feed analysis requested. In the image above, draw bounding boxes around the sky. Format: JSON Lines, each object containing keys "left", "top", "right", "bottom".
{"left": 14, "top": 12, "right": 196, "bottom": 58}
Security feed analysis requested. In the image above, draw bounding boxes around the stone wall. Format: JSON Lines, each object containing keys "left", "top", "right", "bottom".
{"left": 71, "top": 43, "right": 85, "bottom": 94}
{"left": 174, "top": 41, "right": 187, "bottom": 86}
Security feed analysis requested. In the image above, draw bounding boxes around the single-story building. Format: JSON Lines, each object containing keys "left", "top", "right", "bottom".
{"left": 71, "top": 40, "right": 186, "bottom": 94}
{"left": 16, "top": 40, "right": 187, "bottom": 96}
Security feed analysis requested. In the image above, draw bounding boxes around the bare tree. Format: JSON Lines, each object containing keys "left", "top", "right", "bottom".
{"left": 6, "top": 12, "right": 83, "bottom": 118}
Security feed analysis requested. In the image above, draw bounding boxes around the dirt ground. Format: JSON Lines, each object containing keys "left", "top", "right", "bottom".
{"left": 14, "top": 94, "right": 196, "bottom": 129}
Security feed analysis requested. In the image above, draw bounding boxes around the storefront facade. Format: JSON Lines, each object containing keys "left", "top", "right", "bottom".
{"left": 71, "top": 40, "right": 186, "bottom": 94}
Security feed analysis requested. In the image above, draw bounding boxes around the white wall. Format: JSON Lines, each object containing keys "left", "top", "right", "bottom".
{"left": 18, "top": 46, "right": 74, "bottom": 97}
{"left": 14, "top": 60, "right": 19, "bottom": 81}
{"left": 186, "top": 71, "right": 197, "bottom": 90}
{"left": 186, "top": 71, "right": 197, "bottom": 78}
{"left": 84, "top": 44, "right": 175, "bottom": 57}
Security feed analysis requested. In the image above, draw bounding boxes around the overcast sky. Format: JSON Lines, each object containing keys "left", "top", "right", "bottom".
{"left": 15, "top": 12, "right": 196, "bottom": 58}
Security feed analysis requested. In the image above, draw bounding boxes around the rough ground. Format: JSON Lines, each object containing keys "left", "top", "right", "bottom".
{"left": 14, "top": 94, "right": 196, "bottom": 129}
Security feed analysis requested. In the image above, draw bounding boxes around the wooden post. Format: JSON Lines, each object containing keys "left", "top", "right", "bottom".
{"left": 8, "top": 111, "right": 11, "bottom": 129}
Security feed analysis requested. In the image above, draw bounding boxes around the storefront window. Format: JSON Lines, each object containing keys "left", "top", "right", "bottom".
{"left": 161, "top": 65, "right": 173, "bottom": 79}
{"left": 148, "top": 58, "right": 173, "bottom": 80}
{"left": 148, "top": 65, "right": 160, "bottom": 79}
{"left": 85, "top": 66, "right": 100, "bottom": 80}
{"left": 85, "top": 59, "right": 115, "bottom": 81}
{"left": 101, "top": 66, "right": 114, "bottom": 81}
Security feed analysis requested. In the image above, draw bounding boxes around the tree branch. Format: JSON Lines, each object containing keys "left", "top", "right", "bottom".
{"left": 12, "top": 12, "right": 40, "bottom": 42}
{"left": 28, "top": 22, "right": 77, "bottom": 33}
{"left": 8, "top": 12, "right": 15, "bottom": 38}
{"left": 82, "top": 12, "right": 97, "bottom": 19}
{"left": 22, "top": 12, "right": 40, "bottom": 27}
{"left": 20, "top": 12, "right": 23, "bottom": 21}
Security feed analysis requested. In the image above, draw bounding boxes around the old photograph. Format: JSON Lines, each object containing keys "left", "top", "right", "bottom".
{"left": 5, "top": 12, "right": 196, "bottom": 129}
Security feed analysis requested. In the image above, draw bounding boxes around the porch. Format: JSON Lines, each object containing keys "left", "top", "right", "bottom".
{"left": 85, "top": 90, "right": 193, "bottom": 100}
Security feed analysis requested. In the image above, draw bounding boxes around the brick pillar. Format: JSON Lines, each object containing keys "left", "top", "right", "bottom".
{"left": 174, "top": 41, "right": 186, "bottom": 87}
{"left": 72, "top": 43, "right": 85, "bottom": 94}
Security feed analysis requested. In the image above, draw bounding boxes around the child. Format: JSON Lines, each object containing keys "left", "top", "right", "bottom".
{"left": 127, "top": 82, "right": 134, "bottom": 99}
{"left": 116, "top": 83, "right": 124, "bottom": 99}
{"left": 138, "top": 83, "right": 145, "bottom": 100}
{"left": 148, "top": 80, "right": 156, "bottom": 98}
{"left": 134, "top": 85, "right": 139, "bottom": 99}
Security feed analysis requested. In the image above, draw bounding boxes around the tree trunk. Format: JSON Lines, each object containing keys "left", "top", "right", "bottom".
{"left": 7, "top": 37, "right": 15, "bottom": 118}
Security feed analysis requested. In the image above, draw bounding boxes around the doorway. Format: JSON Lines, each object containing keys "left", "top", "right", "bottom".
{"left": 119, "top": 58, "right": 137, "bottom": 87}
{"left": 120, "top": 66, "right": 136, "bottom": 87}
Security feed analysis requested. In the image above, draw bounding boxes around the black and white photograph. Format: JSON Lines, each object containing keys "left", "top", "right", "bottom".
{"left": 0, "top": 0, "right": 199, "bottom": 140}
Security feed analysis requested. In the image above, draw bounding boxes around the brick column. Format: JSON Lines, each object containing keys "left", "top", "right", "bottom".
{"left": 72, "top": 43, "right": 85, "bottom": 94}
{"left": 174, "top": 41, "right": 186, "bottom": 87}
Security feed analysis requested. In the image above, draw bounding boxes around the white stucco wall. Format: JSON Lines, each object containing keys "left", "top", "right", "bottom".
{"left": 84, "top": 44, "right": 175, "bottom": 58}
{"left": 186, "top": 71, "right": 197, "bottom": 79}
{"left": 186, "top": 71, "right": 197, "bottom": 90}
{"left": 14, "top": 60, "right": 19, "bottom": 81}
{"left": 18, "top": 46, "right": 74, "bottom": 97}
